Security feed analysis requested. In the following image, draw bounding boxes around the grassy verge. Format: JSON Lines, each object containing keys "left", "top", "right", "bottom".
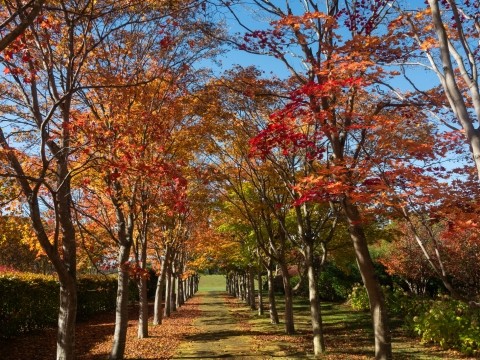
{"left": 198, "top": 274, "right": 226, "bottom": 292}
{"left": 224, "top": 285, "right": 472, "bottom": 359}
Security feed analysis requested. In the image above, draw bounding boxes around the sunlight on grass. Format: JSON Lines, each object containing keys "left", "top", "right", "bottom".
{"left": 226, "top": 290, "right": 465, "bottom": 359}
{"left": 198, "top": 274, "right": 226, "bottom": 292}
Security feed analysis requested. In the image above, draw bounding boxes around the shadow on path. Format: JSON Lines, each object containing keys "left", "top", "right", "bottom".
{"left": 173, "top": 291, "right": 262, "bottom": 359}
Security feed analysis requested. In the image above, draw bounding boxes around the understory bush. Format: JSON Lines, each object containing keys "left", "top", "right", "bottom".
{"left": 290, "top": 262, "right": 359, "bottom": 301}
{"left": 347, "top": 284, "right": 480, "bottom": 356}
{"left": 347, "top": 283, "right": 370, "bottom": 311}
{"left": 0, "top": 272, "right": 58, "bottom": 337}
{"left": 348, "top": 283, "right": 416, "bottom": 315}
{"left": 318, "top": 262, "right": 359, "bottom": 301}
{"left": 0, "top": 272, "right": 120, "bottom": 337}
{"left": 412, "top": 298, "right": 480, "bottom": 356}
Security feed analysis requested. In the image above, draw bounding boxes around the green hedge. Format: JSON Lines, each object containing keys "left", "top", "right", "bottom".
{"left": 0, "top": 272, "right": 119, "bottom": 338}
{"left": 77, "top": 275, "right": 118, "bottom": 320}
{"left": 0, "top": 272, "right": 58, "bottom": 337}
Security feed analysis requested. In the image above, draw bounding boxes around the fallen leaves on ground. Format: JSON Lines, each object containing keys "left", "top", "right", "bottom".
{"left": 0, "top": 297, "right": 202, "bottom": 360}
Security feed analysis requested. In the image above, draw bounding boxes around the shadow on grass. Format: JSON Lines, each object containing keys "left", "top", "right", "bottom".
{"left": 183, "top": 328, "right": 280, "bottom": 342}
{"left": 228, "top": 291, "right": 464, "bottom": 360}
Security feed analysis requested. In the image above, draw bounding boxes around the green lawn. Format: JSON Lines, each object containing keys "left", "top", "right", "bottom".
{"left": 198, "top": 274, "right": 226, "bottom": 292}
{"left": 197, "top": 274, "right": 469, "bottom": 359}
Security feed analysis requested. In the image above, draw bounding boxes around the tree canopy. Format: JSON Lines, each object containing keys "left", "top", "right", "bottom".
{"left": 1, "top": 1, "right": 479, "bottom": 359}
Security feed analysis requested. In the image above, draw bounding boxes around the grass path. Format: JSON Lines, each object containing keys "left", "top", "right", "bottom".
{"left": 174, "top": 275, "right": 261, "bottom": 358}
{"left": 174, "top": 275, "right": 301, "bottom": 359}
{"left": 173, "top": 291, "right": 258, "bottom": 359}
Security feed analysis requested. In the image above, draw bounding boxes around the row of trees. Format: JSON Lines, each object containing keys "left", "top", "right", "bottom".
{"left": 198, "top": 1, "right": 480, "bottom": 359}
{"left": 0, "top": 1, "right": 222, "bottom": 359}
{"left": 1, "top": 0, "right": 479, "bottom": 360}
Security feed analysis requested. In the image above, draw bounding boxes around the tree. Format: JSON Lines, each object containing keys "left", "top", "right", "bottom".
{"left": 0, "top": 0, "right": 46, "bottom": 51}
{"left": 394, "top": 0, "right": 480, "bottom": 179}
{"left": 230, "top": 1, "right": 433, "bottom": 358}
{"left": 0, "top": 215, "right": 40, "bottom": 271}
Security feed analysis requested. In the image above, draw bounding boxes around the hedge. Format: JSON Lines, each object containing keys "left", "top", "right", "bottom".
{"left": 0, "top": 272, "right": 119, "bottom": 338}
{"left": 77, "top": 275, "right": 118, "bottom": 320}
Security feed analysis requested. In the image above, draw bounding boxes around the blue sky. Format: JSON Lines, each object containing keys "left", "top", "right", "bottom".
{"left": 209, "top": 0, "right": 439, "bottom": 92}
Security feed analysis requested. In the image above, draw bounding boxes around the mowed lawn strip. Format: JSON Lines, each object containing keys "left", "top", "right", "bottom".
{"left": 174, "top": 275, "right": 266, "bottom": 359}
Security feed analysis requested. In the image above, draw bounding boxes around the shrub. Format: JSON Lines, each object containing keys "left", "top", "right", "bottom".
{"left": 0, "top": 272, "right": 58, "bottom": 337}
{"left": 383, "top": 285, "right": 417, "bottom": 317}
{"left": 348, "top": 283, "right": 370, "bottom": 311}
{"left": 412, "top": 298, "right": 480, "bottom": 356}
{"left": 347, "top": 283, "right": 413, "bottom": 316}
{"left": 318, "top": 262, "right": 359, "bottom": 301}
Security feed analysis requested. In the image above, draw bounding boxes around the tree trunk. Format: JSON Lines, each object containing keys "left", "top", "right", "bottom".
{"left": 257, "top": 269, "right": 264, "bottom": 316}
{"left": 176, "top": 275, "right": 183, "bottom": 308}
{"left": 153, "top": 274, "right": 164, "bottom": 325}
{"left": 190, "top": 275, "right": 195, "bottom": 296}
{"left": 279, "top": 262, "right": 295, "bottom": 334}
{"left": 245, "top": 273, "right": 249, "bottom": 305}
{"left": 342, "top": 197, "right": 392, "bottom": 360}
{"left": 243, "top": 274, "right": 247, "bottom": 302}
{"left": 171, "top": 272, "right": 177, "bottom": 312}
{"left": 305, "top": 242, "right": 325, "bottom": 355}
{"left": 233, "top": 273, "right": 238, "bottom": 297}
{"left": 56, "top": 155, "right": 77, "bottom": 360}
{"left": 137, "top": 276, "right": 148, "bottom": 338}
{"left": 153, "top": 249, "right": 169, "bottom": 325}
{"left": 136, "top": 207, "right": 149, "bottom": 339}
{"left": 237, "top": 273, "right": 241, "bottom": 298}
{"left": 248, "top": 266, "right": 256, "bottom": 310}
{"left": 56, "top": 278, "right": 77, "bottom": 360}
{"left": 267, "top": 263, "right": 279, "bottom": 324}
{"left": 239, "top": 274, "right": 244, "bottom": 300}
{"left": 182, "top": 279, "right": 187, "bottom": 303}
{"left": 245, "top": 272, "right": 251, "bottom": 306}
{"left": 239, "top": 274, "right": 243, "bottom": 300}
{"left": 185, "top": 277, "right": 190, "bottom": 299}
{"left": 110, "top": 244, "right": 131, "bottom": 360}
{"left": 164, "top": 265, "right": 172, "bottom": 318}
